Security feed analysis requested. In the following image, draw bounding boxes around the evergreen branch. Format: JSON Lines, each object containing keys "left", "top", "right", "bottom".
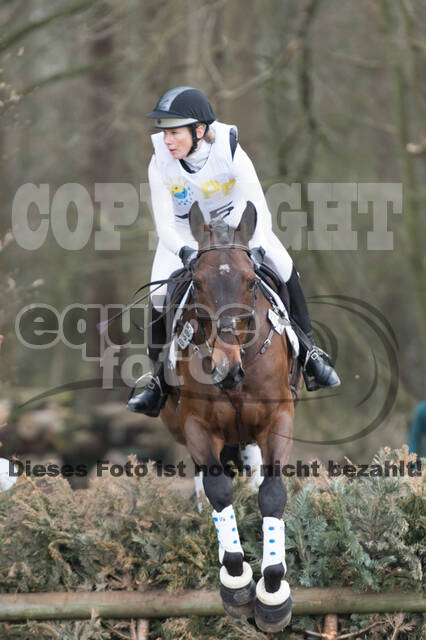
{"left": 148, "top": 531, "right": 204, "bottom": 571}
{"left": 337, "top": 620, "right": 383, "bottom": 638}
{"left": 104, "top": 620, "right": 132, "bottom": 639}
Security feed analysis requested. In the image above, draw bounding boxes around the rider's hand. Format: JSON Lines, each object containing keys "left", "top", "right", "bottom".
{"left": 179, "top": 245, "right": 198, "bottom": 270}
{"left": 250, "top": 246, "right": 265, "bottom": 270}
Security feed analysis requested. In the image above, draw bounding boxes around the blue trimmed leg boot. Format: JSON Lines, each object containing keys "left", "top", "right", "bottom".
{"left": 286, "top": 266, "right": 340, "bottom": 390}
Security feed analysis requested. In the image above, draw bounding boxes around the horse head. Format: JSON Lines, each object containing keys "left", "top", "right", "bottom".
{"left": 187, "top": 201, "right": 259, "bottom": 391}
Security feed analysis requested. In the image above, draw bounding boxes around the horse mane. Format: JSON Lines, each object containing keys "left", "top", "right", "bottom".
{"left": 209, "top": 218, "right": 234, "bottom": 246}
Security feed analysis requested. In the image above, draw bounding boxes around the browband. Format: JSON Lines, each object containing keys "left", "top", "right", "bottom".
{"left": 197, "top": 243, "right": 251, "bottom": 255}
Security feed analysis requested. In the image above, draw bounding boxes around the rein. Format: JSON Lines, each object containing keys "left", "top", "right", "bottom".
{"left": 96, "top": 274, "right": 192, "bottom": 335}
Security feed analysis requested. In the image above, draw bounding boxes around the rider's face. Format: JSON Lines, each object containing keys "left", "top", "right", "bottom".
{"left": 162, "top": 127, "right": 194, "bottom": 159}
{"left": 162, "top": 124, "right": 205, "bottom": 159}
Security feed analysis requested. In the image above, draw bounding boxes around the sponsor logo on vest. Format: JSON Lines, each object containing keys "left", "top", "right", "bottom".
{"left": 166, "top": 177, "right": 194, "bottom": 207}
{"left": 202, "top": 178, "right": 236, "bottom": 199}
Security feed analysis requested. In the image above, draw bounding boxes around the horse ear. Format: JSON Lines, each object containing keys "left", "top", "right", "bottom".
{"left": 236, "top": 201, "right": 257, "bottom": 244}
{"left": 189, "top": 201, "right": 207, "bottom": 243}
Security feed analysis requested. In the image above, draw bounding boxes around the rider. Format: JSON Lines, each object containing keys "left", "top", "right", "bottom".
{"left": 127, "top": 86, "right": 340, "bottom": 415}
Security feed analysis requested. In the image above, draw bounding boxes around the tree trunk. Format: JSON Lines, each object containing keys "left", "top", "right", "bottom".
{"left": 378, "top": 0, "right": 426, "bottom": 353}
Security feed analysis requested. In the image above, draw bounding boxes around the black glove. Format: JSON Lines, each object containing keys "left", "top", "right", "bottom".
{"left": 250, "top": 246, "right": 265, "bottom": 271}
{"left": 179, "top": 245, "right": 198, "bottom": 270}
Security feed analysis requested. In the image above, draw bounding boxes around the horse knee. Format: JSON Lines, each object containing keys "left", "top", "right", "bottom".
{"left": 203, "top": 471, "right": 233, "bottom": 511}
{"left": 258, "top": 478, "right": 287, "bottom": 517}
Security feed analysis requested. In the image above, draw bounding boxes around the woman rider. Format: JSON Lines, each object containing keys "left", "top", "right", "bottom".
{"left": 128, "top": 87, "right": 340, "bottom": 415}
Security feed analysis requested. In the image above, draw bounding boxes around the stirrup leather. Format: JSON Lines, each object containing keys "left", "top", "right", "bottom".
{"left": 145, "top": 374, "right": 164, "bottom": 394}
{"left": 303, "top": 345, "right": 334, "bottom": 369}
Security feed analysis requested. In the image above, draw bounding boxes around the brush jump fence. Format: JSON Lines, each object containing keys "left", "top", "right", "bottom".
{"left": 0, "top": 447, "right": 423, "bottom": 637}
{"left": 0, "top": 588, "right": 424, "bottom": 622}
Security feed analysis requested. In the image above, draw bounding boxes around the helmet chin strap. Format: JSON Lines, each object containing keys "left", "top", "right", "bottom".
{"left": 186, "top": 123, "right": 209, "bottom": 157}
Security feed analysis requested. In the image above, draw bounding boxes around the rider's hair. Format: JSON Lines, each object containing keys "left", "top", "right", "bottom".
{"left": 196, "top": 122, "right": 215, "bottom": 144}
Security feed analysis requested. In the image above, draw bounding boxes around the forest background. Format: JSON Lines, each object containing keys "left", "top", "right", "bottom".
{"left": 0, "top": 0, "right": 425, "bottom": 472}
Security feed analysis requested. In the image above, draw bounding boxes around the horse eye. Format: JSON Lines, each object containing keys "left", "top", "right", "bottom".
{"left": 247, "top": 278, "right": 256, "bottom": 290}
{"left": 193, "top": 279, "right": 202, "bottom": 291}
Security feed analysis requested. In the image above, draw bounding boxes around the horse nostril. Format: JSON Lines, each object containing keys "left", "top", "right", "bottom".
{"left": 217, "top": 362, "right": 245, "bottom": 390}
{"left": 231, "top": 362, "right": 245, "bottom": 381}
{"left": 202, "top": 356, "right": 214, "bottom": 375}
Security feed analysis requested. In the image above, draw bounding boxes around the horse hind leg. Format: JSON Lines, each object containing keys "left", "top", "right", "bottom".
{"left": 240, "top": 443, "right": 263, "bottom": 490}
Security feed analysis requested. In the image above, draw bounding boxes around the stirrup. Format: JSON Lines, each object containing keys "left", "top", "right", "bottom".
{"left": 127, "top": 372, "right": 155, "bottom": 401}
{"left": 127, "top": 371, "right": 168, "bottom": 416}
{"left": 303, "top": 347, "right": 340, "bottom": 391}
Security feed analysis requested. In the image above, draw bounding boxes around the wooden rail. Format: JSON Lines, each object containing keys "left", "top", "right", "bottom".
{"left": 0, "top": 588, "right": 423, "bottom": 621}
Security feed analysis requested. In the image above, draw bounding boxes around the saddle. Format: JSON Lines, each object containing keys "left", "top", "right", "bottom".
{"left": 257, "top": 263, "right": 290, "bottom": 312}
{"left": 256, "top": 264, "right": 315, "bottom": 357}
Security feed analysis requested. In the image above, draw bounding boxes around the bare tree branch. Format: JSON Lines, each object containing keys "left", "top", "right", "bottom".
{"left": 327, "top": 51, "right": 383, "bottom": 69}
{"left": 216, "top": 40, "right": 300, "bottom": 101}
{"left": 0, "top": 0, "right": 99, "bottom": 53}
{"left": 20, "top": 55, "right": 121, "bottom": 97}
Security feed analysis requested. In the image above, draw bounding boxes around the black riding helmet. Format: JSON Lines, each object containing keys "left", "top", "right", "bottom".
{"left": 146, "top": 86, "right": 216, "bottom": 155}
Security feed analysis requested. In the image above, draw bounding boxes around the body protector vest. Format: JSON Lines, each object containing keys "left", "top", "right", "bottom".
{"left": 151, "top": 121, "right": 245, "bottom": 231}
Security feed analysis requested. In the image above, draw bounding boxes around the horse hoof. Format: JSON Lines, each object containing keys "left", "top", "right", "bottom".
{"left": 254, "top": 577, "right": 292, "bottom": 632}
{"left": 220, "top": 580, "right": 256, "bottom": 619}
{"left": 254, "top": 596, "right": 292, "bottom": 632}
{"left": 220, "top": 562, "right": 256, "bottom": 619}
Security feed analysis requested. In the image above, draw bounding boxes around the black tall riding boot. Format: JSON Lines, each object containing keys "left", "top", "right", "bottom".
{"left": 127, "top": 303, "right": 170, "bottom": 416}
{"left": 286, "top": 266, "right": 340, "bottom": 390}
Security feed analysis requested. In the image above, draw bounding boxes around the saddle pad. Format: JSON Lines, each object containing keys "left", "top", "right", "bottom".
{"left": 259, "top": 280, "right": 299, "bottom": 358}
{"left": 168, "top": 283, "right": 192, "bottom": 369}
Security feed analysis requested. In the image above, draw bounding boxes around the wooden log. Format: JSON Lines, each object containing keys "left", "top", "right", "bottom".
{"left": 323, "top": 613, "right": 338, "bottom": 640}
{"left": 0, "top": 588, "right": 423, "bottom": 621}
{"left": 136, "top": 619, "right": 149, "bottom": 639}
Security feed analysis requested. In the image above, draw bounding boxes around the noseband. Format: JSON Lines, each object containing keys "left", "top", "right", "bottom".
{"left": 190, "top": 244, "right": 260, "bottom": 360}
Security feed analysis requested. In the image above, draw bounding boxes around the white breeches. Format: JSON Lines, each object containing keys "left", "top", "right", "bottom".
{"left": 150, "top": 240, "right": 184, "bottom": 310}
{"left": 150, "top": 233, "right": 293, "bottom": 311}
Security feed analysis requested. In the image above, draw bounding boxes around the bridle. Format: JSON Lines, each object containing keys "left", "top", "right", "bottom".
{"left": 189, "top": 244, "right": 261, "bottom": 366}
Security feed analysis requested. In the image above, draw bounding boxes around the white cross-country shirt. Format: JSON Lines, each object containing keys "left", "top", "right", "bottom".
{"left": 148, "top": 120, "right": 273, "bottom": 254}
{"left": 148, "top": 120, "right": 293, "bottom": 289}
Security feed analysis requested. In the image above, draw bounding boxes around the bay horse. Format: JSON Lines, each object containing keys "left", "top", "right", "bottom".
{"left": 160, "top": 201, "right": 301, "bottom": 632}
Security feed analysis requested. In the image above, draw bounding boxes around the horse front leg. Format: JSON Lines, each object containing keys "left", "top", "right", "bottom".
{"left": 255, "top": 410, "right": 294, "bottom": 632}
{"left": 194, "top": 443, "right": 262, "bottom": 513}
{"left": 184, "top": 416, "right": 256, "bottom": 619}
